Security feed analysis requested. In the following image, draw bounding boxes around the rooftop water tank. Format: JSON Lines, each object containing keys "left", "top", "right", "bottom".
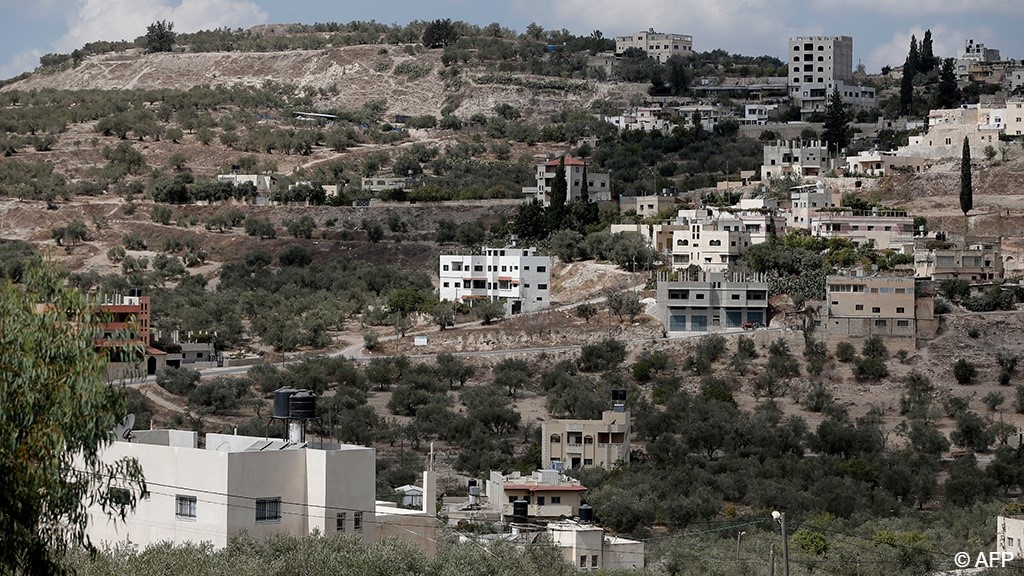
{"left": 579, "top": 503, "right": 594, "bottom": 523}
{"left": 289, "top": 390, "right": 316, "bottom": 419}
{"left": 272, "top": 387, "right": 296, "bottom": 419}
{"left": 512, "top": 499, "right": 529, "bottom": 524}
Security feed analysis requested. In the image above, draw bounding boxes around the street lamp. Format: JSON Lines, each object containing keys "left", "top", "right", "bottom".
{"left": 735, "top": 530, "right": 746, "bottom": 558}
{"left": 772, "top": 510, "right": 790, "bottom": 576}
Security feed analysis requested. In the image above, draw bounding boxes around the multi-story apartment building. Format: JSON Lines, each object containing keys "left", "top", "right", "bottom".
{"left": 1006, "top": 98, "right": 1024, "bottom": 137}
{"left": 761, "top": 140, "right": 833, "bottom": 180}
{"left": 788, "top": 182, "right": 837, "bottom": 228}
{"left": 603, "top": 106, "right": 673, "bottom": 132}
{"left": 787, "top": 36, "right": 876, "bottom": 117}
{"left": 656, "top": 271, "right": 769, "bottom": 332}
{"left": 844, "top": 150, "right": 926, "bottom": 176}
{"left": 900, "top": 105, "right": 1002, "bottom": 159}
{"left": 824, "top": 272, "right": 923, "bottom": 351}
{"left": 97, "top": 292, "right": 168, "bottom": 378}
{"left": 85, "top": 430, "right": 438, "bottom": 553}
{"left": 615, "top": 28, "right": 693, "bottom": 63}
{"left": 913, "top": 239, "right": 1003, "bottom": 282}
{"left": 485, "top": 470, "right": 586, "bottom": 521}
{"left": 439, "top": 247, "right": 551, "bottom": 315}
{"left": 670, "top": 217, "right": 751, "bottom": 272}
{"left": 811, "top": 208, "right": 916, "bottom": 251}
{"left": 541, "top": 408, "right": 630, "bottom": 471}
{"left": 742, "top": 103, "right": 779, "bottom": 125}
{"left": 522, "top": 157, "right": 611, "bottom": 206}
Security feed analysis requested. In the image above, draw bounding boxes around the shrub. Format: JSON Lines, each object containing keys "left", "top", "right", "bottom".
{"left": 150, "top": 205, "right": 173, "bottom": 225}
{"left": 862, "top": 335, "right": 889, "bottom": 360}
{"left": 835, "top": 341, "right": 856, "bottom": 363}
{"left": 983, "top": 391, "right": 1005, "bottom": 412}
{"left": 579, "top": 338, "right": 627, "bottom": 372}
{"left": 278, "top": 245, "right": 311, "bottom": 267}
{"left": 156, "top": 366, "right": 200, "bottom": 396}
{"left": 574, "top": 303, "right": 598, "bottom": 323}
{"left": 967, "top": 328, "right": 980, "bottom": 338}
{"left": 122, "top": 232, "right": 147, "bottom": 250}
{"left": 853, "top": 356, "right": 889, "bottom": 381}
{"left": 801, "top": 382, "right": 834, "bottom": 412}
{"left": 953, "top": 358, "right": 977, "bottom": 385}
{"left": 244, "top": 217, "right": 276, "bottom": 239}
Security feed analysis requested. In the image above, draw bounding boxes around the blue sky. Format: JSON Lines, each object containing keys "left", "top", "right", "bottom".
{"left": 0, "top": 0, "right": 1021, "bottom": 80}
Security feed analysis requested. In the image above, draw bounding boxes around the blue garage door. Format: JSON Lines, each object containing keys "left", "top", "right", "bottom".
{"left": 725, "top": 310, "right": 743, "bottom": 328}
{"left": 669, "top": 314, "right": 687, "bottom": 331}
{"left": 747, "top": 310, "right": 764, "bottom": 325}
{"left": 690, "top": 315, "right": 708, "bottom": 332}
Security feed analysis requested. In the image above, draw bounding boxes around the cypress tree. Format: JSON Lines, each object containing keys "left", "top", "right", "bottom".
{"left": 960, "top": 137, "right": 973, "bottom": 217}
{"left": 920, "top": 29, "right": 936, "bottom": 73}
{"left": 935, "top": 58, "right": 960, "bottom": 109}
{"left": 900, "top": 55, "right": 916, "bottom": 115}
{"left": 822, "top": 88, "right": 851, "bottom": 157}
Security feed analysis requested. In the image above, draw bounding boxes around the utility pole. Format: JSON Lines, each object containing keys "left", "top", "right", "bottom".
{"left": 781, "top": 512, "right": 790, "bottom": 576}
{"left": 769, "top": 544, "right": 776, "bottom": 576}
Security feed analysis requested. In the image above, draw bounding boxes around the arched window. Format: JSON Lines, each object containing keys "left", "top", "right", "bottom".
{"left": 550, "top": 434, "right": 561, "bottom": 443}
{"left": 676, "top": 239, "right": 689, "bottom": 246}
{"left": 584, "top": 436, "right": 594, "bottom": 445}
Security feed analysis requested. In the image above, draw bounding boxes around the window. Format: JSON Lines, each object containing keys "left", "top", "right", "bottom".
{"left": 442, "top": 265, "right": 449, "bottom": 271}
{"left": 584, "top": 458, "right": 593, "bottom": 465}
{"left": 551, "top": 496, "right": 561, "bottom": 504}
{"left": 580, "top": 555, "right": 588, "bottom": 568}
{"left": 176, "top": 495, "right": 197, "bottom": 519}
{"left": 592, "top": 555, "right": 599, "bottom": 568}
{"left": 442, "top": 282, "right": 449, "bottom": 288}
{"left": 874, "top": 319, "right": 888, "bottom": 327}
{"left": 855, "top": 304, "right": 864, "bottom": 310}
{"left": 537, "top": 496, "right": 545, "bottom": 506}
{"left": 550, "top": 434, "right": 561, "bottom": 443}
{"left": 354, "top": 511, "right": 363, "bottom": 531}
{"left": 256, "top": 498, "right": 281, "bottom": 522}
{"left": 108, "top": 487, "right": 132, "bottom": 507}
{"left": 537, "top": 284, "right": 548, "bottom": 290}
{"left": 537, "top": 265, "right": 547, "bottom": 273}
{"left": 336, "top": 512, "right": 346, "bottom": 532}
{"left": 896, "top": 307, "right": 905, "bottom": 314}
{"left": 897, "top": 320, "right": 910, "bottom": 327}
{"left": 731, "top": 294, "right": 740, "bottom": 300}
{"left": 872, "top": 307, "right": 880, "bottom": 313}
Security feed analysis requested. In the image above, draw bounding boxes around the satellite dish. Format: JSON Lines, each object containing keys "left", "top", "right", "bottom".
{"left": 113, "top": 414, "right": 136, "bottom": 442}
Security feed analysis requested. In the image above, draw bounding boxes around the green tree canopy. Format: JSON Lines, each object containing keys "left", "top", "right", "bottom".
{"left": 1, "top": 264, "right": 146, "bottom": 574}
{"left": 143, "top": 20, "right": 176, "bottom": 53}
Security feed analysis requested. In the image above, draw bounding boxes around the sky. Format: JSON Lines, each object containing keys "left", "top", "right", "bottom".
{"left": 0, "top": 0, "right": 1021, "bottom": 81}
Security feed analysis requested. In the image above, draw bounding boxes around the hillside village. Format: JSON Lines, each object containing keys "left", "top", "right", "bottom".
{"left": 8, "top": 17, "right": 1024, "bottom": 576}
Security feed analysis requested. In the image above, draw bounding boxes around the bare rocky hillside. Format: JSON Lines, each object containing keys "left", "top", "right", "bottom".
{"left": 4, "top": 46, "right": 645, "bottom": 121}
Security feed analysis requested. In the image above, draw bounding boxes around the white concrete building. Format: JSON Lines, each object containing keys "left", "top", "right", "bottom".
{"left": 522, "top": 157, "right": 611, "bottom": 206}
{"left": 615, "top": 28, "right": 693, "bottom": 63}
{"left": 844, "top": 150, "right": 925, "bottom": 176}
{"left": 439, "top": 247, "right": 551, "bottom": 315}
{"left": 1006, "top": 98, "right": 1024, "bottom": 137}
{"left": 547, "top": 521, "right": 645, "bottom": 571}
{"left": 788, "top": 182, "right": 837, "bottom": 229}
{"left": 603, "top": 106, "right": 673, "bottom": 132}
{"left": 998, "top": 515, "right": 1024, "bottom": 559}
{"left": 787, "top": 36, "right": 876, "bottom": 117}
{"left": 671, "top": 215, "right": 751, "bottom": 272}
{"left": 811, "top": 209, "right": 916, "bottom": 251}
{"left": 742, "top": 103, "right": 779, "bottom": 125}
{"left": 85, "top": 430, "right": 438, "bottom": 552}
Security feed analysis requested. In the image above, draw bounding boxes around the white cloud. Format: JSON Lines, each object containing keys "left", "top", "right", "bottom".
{"left": 868, "top": 24, "right": 996, "bottom": 70}
{"left": 809, "top": 0, "right": 1024, "bottom": 17}
{"left": 55, "top": 0, "right": 269, "bottom": 52}
{"left": 509, "top": 0, "right": 796, "bottom": 56}
{"left": 0, "top": 48, "right": 44, "bottom": 80}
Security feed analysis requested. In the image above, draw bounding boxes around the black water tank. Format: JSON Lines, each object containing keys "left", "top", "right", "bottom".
{"left": 273, "top": 387, "right": 296, "bottom": 418}
{"left": 289, "top": 390, "right": 316, "bottom": 419}
{"left": 579, "top": 503, "right": 593, "bottom": 523}
{"left": 512, "top": 499, "right": 528, "bottom": 524}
